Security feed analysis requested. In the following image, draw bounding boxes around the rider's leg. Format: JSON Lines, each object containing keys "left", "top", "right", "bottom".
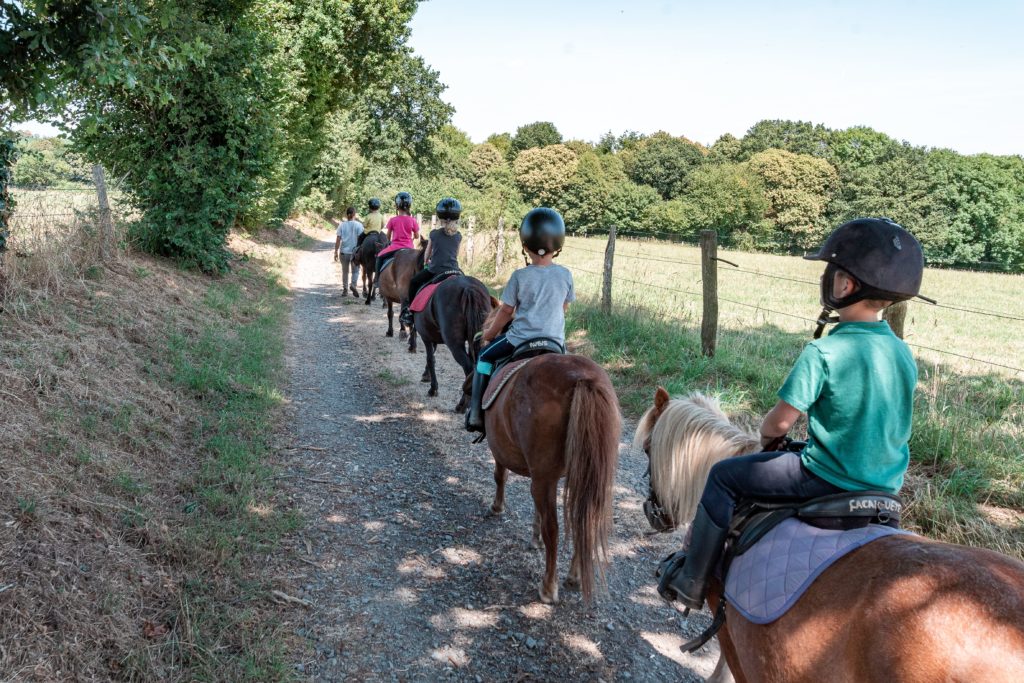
{"left": 402, "top": 268, "right": 434, "bottom": 324}
{"left": 660, "top": 451, "right": 843, "bottom": 610}
{"left": 466, "top": 335, "right": 515, "bottom": 433}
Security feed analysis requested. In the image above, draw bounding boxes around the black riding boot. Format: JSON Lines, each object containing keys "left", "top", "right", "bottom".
{"left": 657, "top": 504, "right": 728, "bottom": 611}
{"left": 465, "top": 371, "right": 489, "bottom": 433}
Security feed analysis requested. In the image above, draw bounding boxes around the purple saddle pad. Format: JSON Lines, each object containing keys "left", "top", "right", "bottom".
{"left": 724, "top": 518, "right": 911, "bottom": 624}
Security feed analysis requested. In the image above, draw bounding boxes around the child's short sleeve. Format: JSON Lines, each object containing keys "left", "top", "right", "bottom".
{"left": 564, "top": 268, "right": 576, "bottom": 304}
{"left": 500, "top": 271, "right": 519, "bottom": 308}
{"left": 778, "top": 345, "right": 827, "bottom": 412}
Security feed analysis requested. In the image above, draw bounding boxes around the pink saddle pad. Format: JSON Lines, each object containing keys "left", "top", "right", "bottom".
{"left": 410, "top": 275, "right": 457, "bottom": 312}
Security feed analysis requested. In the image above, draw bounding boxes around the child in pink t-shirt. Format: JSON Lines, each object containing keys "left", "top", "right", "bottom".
{"left": 376, "top": 191, "right": 420, "bottom": 276}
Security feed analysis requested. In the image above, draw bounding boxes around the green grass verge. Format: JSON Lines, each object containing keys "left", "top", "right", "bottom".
{"left": 156, "top": 274, "right": 299, "bottom": 681}
{"left": 568, "top": 298, "right": 1024, "bottom": 559}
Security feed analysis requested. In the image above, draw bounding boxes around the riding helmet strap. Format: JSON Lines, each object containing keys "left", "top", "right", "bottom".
{"left": 813, "top": 306, "right": 841, "bottom": 339}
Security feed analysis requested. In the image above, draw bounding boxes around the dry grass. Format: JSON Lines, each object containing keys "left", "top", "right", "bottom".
{"left": 0, "top": 208, "right": 305, "bottom": 679}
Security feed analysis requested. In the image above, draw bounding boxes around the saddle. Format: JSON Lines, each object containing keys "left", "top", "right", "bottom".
{"left": 481, "top": 338, "right": 565, "bottom": 411}
{"left": 674, "top": 487, "right": 905, "bottom": 653}
{"left": 410, "top": 271, "right": 461, "bottom": 313}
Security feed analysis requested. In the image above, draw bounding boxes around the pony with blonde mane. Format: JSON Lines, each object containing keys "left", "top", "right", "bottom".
{"left": 636, "top": 387, "right": 1024, "bottom": 683}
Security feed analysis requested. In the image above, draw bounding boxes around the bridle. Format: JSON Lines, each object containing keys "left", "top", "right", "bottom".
{"left": 642, "top": 434, "right": 677, "bottom": 533}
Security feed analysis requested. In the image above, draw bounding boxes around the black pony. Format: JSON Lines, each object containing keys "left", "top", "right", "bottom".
{"left": 354, "top": 231, "right": 389, "bottom": 303}
{"left": 413, "top": 275, "right": 497, "bottom": 412}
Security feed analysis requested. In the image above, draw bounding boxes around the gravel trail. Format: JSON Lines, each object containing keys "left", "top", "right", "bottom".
{"left": 276, "top": 233, "right": 721, "bottom": 681}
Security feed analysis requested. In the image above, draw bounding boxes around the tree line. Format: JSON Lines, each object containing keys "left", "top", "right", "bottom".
{"left": 314, "top": 119, "right": 1023, "bottom": 272}
{"left": 3, "top": 4, "right": 1021, "bottom": 273}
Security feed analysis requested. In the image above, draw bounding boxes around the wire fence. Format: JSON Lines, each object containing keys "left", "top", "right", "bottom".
{"left": 565, "top": 228, "right": 1023, "bottom": 377}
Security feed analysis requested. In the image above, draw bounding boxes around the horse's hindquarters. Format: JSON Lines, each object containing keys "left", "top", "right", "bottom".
{"left": 724, "top": 536, "right": 1024, "bottom": 682}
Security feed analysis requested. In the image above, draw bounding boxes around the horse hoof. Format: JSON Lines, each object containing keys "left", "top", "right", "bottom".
{"left": 563, "top": 576, "right": 581, "bottom": 591}
{"left": 420, "top": 374, "right": 430, "bottom": 383}
{"left": 428, "top": 388, "right": 437, "bottom": 397}
{"left": 529, "top": 538, "right": 542, "bottom": 550}
{"left": 407, "top": 346, "right": 416, "bottom": 354}
{"left": 486, "top": 505, "right": 503, "bottom": 517}
{"left": 399, "top": 332, "right": 407, "bottom": 341}
{"left": 386, "top": 331, "right": 394, "bottom": 338}
{"left": 538, "top": 586, "right": 559, "bottom": 605}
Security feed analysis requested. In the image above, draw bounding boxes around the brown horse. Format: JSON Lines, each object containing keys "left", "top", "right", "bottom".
{"left": 412, "top": 275, "right": 497, "bottom": 412}
{"left": 478, "top": 330, "right": 621, "bottom": 604}
{"left": 355, "top": 231, "right": 388, "bottom": 301}
{"left": 375, "top": 241, "right": 425, "bottom": 348}
{"left": 636, "top": 388, "right": 1024, "bottom": 683}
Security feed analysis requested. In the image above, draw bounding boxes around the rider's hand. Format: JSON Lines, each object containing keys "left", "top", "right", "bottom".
{"left": 333, "top": 252, "right": 338, "bottom": 262}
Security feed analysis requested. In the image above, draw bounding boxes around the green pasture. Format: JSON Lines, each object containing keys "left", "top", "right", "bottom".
{"left": 555, "top": 235, "right": 1024, "bottom": 557}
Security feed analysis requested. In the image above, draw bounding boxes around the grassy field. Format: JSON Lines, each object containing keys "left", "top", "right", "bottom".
{"left": 548, "top": 235, "right": 1023, "bottom": 558}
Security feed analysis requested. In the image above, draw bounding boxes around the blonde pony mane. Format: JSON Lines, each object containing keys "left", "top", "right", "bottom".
{"left": 634, "top": 392, "right": 760, "bottom": 528}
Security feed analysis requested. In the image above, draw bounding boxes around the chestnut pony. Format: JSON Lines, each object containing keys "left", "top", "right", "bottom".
{"left": 476, "top": 310, "right": 621, "bottom": 604}
{"left": 636, "top": 387, "right": 1024, "bottom": 683}
{"left": 374, "top": 241, "right": 425, "bottom": 348}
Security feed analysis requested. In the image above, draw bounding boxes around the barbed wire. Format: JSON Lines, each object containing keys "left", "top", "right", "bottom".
{"left": 570, "top": 237, "right": 1024, "bottom": 323}
{"left": 570, "top": 264, "right": 1023, "bottom": 374}
{"left": 9, "top": 185, "right": 97, "bottom": 192}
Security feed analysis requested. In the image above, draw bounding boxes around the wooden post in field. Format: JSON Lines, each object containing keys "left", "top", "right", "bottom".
{"left": 700, "top": 230, "right": 719, "bottom": 357}
{"left": 601, "top": 225, "right": 616, "bottom": 314}
{"left": 92, "top": 164, "right": 114, "bottom": 259}
{"left": 883, "top": 301, "right": 909, "bottom": 339}
{"left": 466, "top": 215, "right": 476, "bottom": 267}
{"left": 495, "top": 216, "right": 505, "bottom": 274}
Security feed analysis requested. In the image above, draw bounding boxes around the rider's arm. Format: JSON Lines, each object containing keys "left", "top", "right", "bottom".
{"left": 759, "top": 399, "right": 802, "bottom": 449}
{"left": 334, "top": 234, "right": 341, "bottom": 260}
{"left": 482, "top": 304, "right": 515, "bottom": 344}
{"left": 423, "top": 239, "right": 433, "bottom": 266}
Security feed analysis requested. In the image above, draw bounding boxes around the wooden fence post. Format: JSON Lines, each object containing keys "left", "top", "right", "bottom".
{"left": 92, "top": 164, "right": 114, "bottom": 259}
{"left": 601, "top": 225, "right": 616, "bottom": 314}
{"left": 883, "top": 301, "right": 908, "bottom": 339}
{"left": 466, "top": 215, "right": 476, "bottom": 266}
{"left": 495, "top": 216, "right": 505, "bottom": 274}
{"left": 700, "top": 230, "right": 719, "bottom": 357}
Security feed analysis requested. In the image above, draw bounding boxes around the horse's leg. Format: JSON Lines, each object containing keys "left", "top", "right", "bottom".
{"left": 425, "top": 342, "right": 438, "bottom": 397}
{"left": 445, "top": 340, "right": 473, "bottom": 413}
{"left": 530, "top": 511, "right": 542, "bottom": 549}
{"left": 420, "top": 342, "right": 431, "bottom": 383}
{"left": 386, "top": 301, "right": 394, "bottom": 337}
{"left": 489, "top": 462, "right": 507, "bottom": 515}
{"left": 406, "top": 313, "right": 417, "bottom": 352}
{"left": 364, "top": 269, "right": 374, "bottom": 305}
{"left": 531, "top": 477, "right": 560, "bottom": 604}
{"left": 565, "top": 551, "right": 581, "bottom": 591}
{"left": 707, "top": 651, "right": 736, "bottom": 683}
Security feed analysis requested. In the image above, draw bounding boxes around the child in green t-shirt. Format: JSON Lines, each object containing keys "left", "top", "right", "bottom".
{"left": 660, "top": 217, "right": 926, "bottom": 612}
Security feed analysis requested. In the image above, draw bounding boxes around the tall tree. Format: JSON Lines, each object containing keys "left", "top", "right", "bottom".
{"left": 622, "top": 132, "right": 706, "bottom": 200}
{"left": 747, "top": 148, "right": 839, "bottom": 251}
{"left": 509, "top": 121, "right": 562, "bottom": 159}
{"left": 739, "top": 119, "right": 833, "bottom": 160}
{"left": 512, "top": 144, "right": 577, "bottom": 207}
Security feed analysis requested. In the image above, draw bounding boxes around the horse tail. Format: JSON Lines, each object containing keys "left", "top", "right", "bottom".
{"left": 564, "top": 373, "right": 621, "bottom": 602}
{"left": 462, "top": 281, "right": 490, "bottom": 362}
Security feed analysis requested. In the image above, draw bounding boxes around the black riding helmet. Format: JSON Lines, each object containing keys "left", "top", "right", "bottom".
{"left": 435, "top": 197, "right": 462, "bottom": 220}
{"left": 805, "top": 217, "right": 930, "bottom": 337}
{"left": 368, "top": 197, "right": 381, "bottom": 211}
{"left": 395, "top": 192, "right": 412, "bottom": 211}
{"left": 520, "top": 207, "right": 565, "bottom": 257}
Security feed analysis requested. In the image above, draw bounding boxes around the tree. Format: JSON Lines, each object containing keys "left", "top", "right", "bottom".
{"left": 708, "top": 133, "right": 742, "bottom": 163}
{"left": 485, "top": 133, "right": 513, "bottom": 159}
{"left": 622, "top": 132, "right": 706, "bottom": 200}
{"left": 678, "top": 163, "right": 767, "bottom": 243}
{"left": 467, "top": 143, "right": 506, "bottom": 189}
{"left": 603, "top": 181, "right": 661, "bottom": 232}
{"left": 747, "top": 149, "right": 839, "bottom": 251}
{"left": 513, "top": 144, "right": 578, "bottom": 207}
{"left": 739, "top": 119, "right": 832, "bottom": 160}
{"left": 561, "top": 150, "right": 612, "bottom": 233}
{"left": 510, "top": 121, "right": 562, "bottom": 159}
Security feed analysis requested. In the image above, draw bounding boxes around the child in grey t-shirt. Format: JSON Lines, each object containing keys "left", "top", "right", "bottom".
{"left": 466, "top": 207, "right": 573, "bottom": 433}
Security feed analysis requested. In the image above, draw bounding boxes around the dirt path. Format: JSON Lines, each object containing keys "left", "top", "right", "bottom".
{"left": 275, "top": 232, "right": 721, "bottom": 681}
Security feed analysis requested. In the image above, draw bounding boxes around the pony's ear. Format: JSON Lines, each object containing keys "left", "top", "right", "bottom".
{"left": 490, "top": 296, "right": 500, "bottom": 309}
{"left": 654, "top": 386, "right": 670, "bottom": 416}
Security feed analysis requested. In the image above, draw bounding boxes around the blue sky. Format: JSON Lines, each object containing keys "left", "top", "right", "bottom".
{"left": 408, "top": 0, "right": 1024, "bottom": 155}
